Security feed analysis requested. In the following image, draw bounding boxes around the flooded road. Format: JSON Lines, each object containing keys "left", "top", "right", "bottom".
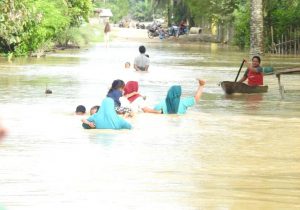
{"left": 0, "top": 40, "right": 300, "bottom": 210}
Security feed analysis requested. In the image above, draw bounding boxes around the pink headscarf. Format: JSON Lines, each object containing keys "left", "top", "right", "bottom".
{"left": 124, "top": 81, "right": 141, "bottom": 103}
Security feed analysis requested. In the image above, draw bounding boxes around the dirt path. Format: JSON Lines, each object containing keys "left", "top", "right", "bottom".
{"left": 112, "top": 27, "right": 217, "bottom": 44}
{"left": 112, "top": 27, "right": 161, "bottom": 43}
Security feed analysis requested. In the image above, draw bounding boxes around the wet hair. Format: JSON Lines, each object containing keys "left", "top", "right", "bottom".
{"left": 76, "top": 105, "right": 86, "bottom": 113}
{"left": 108, "top": 79, "right": 125, "bottom": 93}
{"left": 91, "top": 105, "right": 100, "bottom": 111}
{"left": 90, "top": 105, "right": 100, "bottom": 115}
{"left": 139, "top": 45, "right": 146, "bottom": 54}
{"left": 145, "top": 54, "right": 149, "bottom": 58}
{"left": 252, "top": 56, "right": 261, "bottom": 64}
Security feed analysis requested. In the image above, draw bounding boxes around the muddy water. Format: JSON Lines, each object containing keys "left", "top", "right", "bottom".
{"left": 0, "top": 41, "right": 299, "bottom": 210}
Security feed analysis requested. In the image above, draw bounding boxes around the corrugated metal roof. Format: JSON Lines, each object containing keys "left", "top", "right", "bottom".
{"left": 100, "top": 9, "right": 113, "bottom": 17}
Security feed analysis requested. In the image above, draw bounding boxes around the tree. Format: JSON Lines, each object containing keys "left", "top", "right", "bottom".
{"left": 233, "top": 2, "right": 250, "bottom": 49}
{"left": 67, "top": 0, "right": 92, "bottom": 27}
{"left": 250, "top": 0, "right": 264, "bottom": 55}
{"left": 130, "top": 0, "right": 153, "bottom": 21}
{"left": 0, "top": 0, "right": 92, "bottom": 55}
{"left": 0, "top": 0, "right": 36, "bottom": 53}
{"left": 151, "top": 0, "right": 173, "bottom": 25}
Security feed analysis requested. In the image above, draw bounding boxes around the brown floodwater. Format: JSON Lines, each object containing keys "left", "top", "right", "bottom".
{"left": 0, "top": 41, "right": 300, "bottom": 210}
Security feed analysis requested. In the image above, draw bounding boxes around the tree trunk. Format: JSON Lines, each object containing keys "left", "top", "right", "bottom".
{"left": 250, "top": 0, "right": 264, "bottom": 56}
{"left": 167, "top": 0, "right": 172, "bottom": 27}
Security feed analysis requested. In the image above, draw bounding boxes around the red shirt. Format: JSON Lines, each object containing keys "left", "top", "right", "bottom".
{"left": 245, "top": 67, "right": 263, "bottom": 86}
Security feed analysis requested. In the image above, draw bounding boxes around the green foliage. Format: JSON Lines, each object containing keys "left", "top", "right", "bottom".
{"left": 67, "top": 0, "right": 92, "bottom": 26}
{"left": 0, "top": 0, "right": 92, "bottom": 56}
{"left": 130, "top": 0, "right": 153, "bottom": 21}
{"left": 0, "top": 0, "right": 36, "bottom": 54}
{"left": 17, "top": 0, "right": 71, "bottom": 55}
{"left": 183, "top": 0, "right": 210, "bottom": 23}
{"left": 264, "top": 0, "right": 300, "bottom": 41}
{"left": 55, "top": 24, "right": 103, "bottom": 47}
{"left": 95, "top": 0, "right": 129, "bottom": 23}
{"left": 233, "top": 3, "right": 250, "bottom": 49}
{"left": 183, "top": 0, "right": 238, "bottom": 25}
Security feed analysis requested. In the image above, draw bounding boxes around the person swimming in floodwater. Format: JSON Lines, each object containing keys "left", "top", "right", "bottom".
{"left": 238, "top": 56, "right": 264, "bottom": 86}
{"left": 107, "top": 79, "right": 132, "bottom": 116}
{"left": 154, "top": 79, "right": 205, "bottom": 114}
{"left": 81, "top": 97, "right": 132, "bottom": 129}
{"left": 75, "top": 105, "right": 86, "bottom": 115}
{"left": 125, "top": 62, "right": 131, "bottom": 69}
{"left": 90, "top": 105, "right": 100, "bottom": 115}
{"left": 122, "top": 81, "right": 161, "bottom": 114}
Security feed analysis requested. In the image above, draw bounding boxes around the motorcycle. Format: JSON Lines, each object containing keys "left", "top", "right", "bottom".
{"left": 136, "top": 22, "right": 145, "bottom": 29}
{"left": 147, "top": 22, "right": 169, "bottom": 39}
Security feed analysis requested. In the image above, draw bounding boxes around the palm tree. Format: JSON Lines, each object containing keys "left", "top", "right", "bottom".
{"left": 250, "top": 0, "right": 264, "bottom": 55}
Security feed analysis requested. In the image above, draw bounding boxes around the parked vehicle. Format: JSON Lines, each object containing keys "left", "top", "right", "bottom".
{"left": 136, "top": 22, "right": 145, "bottom": 29}
{"left": 147, "top": 22, "right": 169, "bottom": 39}
{"left": 119, "top": 21, "right": 124, "bottom": 28}
{"left": 118, "top": 20, "right": 130, "bottom": 28}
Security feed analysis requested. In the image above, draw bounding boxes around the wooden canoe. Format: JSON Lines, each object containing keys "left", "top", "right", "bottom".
{"left": 220, "top": 81, "right": 268, "bottom": 94}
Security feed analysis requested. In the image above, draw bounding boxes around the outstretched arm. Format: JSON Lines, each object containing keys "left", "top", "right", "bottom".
{"left": 124, "top": 91, "right": 139, "bottom": 98}
{"left": 238, "top": 76, "right": 247, "bottom": 83}
{"left": 134, "top": 64, "right": 140, "bottom": 71}
{"left": 144, "top": 65, "right": 149, "bottom": 71}
{"left": 82, "top": 119, "right": 95, "bottom": 128}
{"left": 194, "top": 79, "right": 205, "bottom": 103}
{"left": 142, "top": 107, "right": 161, "bottom": 114}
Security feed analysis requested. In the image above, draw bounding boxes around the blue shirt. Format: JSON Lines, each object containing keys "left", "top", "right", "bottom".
{"left": 107, "top": 90, "right": 122, "bottom": 107}
{"left": 154, "top": 97, "right": 196, "bottom": 114}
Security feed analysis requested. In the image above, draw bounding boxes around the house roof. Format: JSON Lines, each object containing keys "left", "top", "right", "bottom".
{"left": 99, "top": 9, "right": 113, "bottom": 17}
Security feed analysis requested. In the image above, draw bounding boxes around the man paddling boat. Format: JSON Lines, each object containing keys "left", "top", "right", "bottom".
{"left": 238, "top": 56, "right": 264, "bottom": 86}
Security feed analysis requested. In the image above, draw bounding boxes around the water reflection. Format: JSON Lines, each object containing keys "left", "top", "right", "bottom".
{"left": 224, "top": 93, "right": 264, "bottom": 111}
{"left": 0, "top": 41, "right": 300, "bottom": 210}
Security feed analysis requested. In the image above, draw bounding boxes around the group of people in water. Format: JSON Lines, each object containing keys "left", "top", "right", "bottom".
{"left": 76, "top": 78, "right": 206, "bottom": 130}
{"left": 75, "top": 45, "right": 207, "bottom": 130}
{"left": 75, "top": 45, "right": 264, "bottom": 130}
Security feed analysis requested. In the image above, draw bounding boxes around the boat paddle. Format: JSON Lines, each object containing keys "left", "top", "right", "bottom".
{"left": 220, "top": 59, "right": 245, "bottom": 94}
{"left": 234, "top": 60, "right": 245, "bottom": 82}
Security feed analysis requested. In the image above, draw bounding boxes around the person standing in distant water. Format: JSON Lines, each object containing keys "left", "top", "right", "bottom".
{"left": 238, "top": 56, "right": 264, "bottom": 86}
{"left": 104, "top": 21, "right": 111, "bottom": 48}
{"left": 134, "top": 45, "right": 150, "bottom": 71}
{"left": 125, "top": 62, "right": 131, "bottom": 69}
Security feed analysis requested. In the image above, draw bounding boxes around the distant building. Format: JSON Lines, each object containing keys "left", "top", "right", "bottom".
{"left": 93, "top": 8, "right": 113, "bottom": 23}
{"left": 100, "top": 9, "right": 113, "bottom": 18}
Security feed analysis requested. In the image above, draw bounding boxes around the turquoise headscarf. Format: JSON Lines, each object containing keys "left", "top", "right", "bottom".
{"left": 165, "top": 85, "right": 182, "bottom": 114}
{"left": 89, "top": 97, "right": 132, "bottom": 129}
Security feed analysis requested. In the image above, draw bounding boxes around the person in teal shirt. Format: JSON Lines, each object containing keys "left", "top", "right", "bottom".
{"left": 154, "top": 79, "right": 205, "bottom": 114}
{"left": 82, "top": 97, "right": 132, "bottom": 129}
